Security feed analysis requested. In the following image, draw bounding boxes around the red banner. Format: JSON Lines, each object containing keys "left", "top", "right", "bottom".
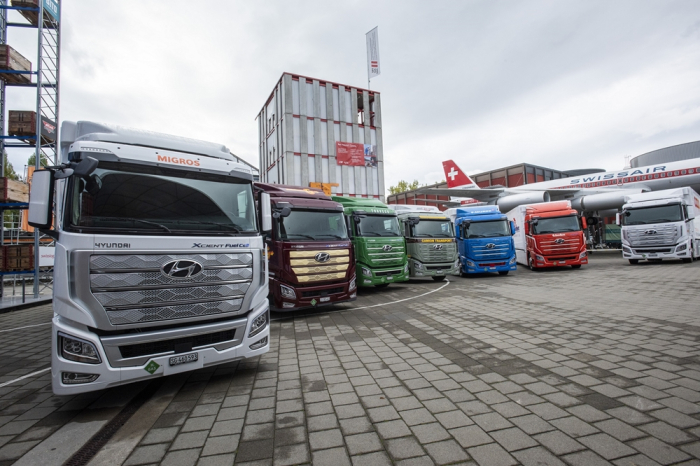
{"left": 336, "top": 142, "right": 365, "bottom": 166}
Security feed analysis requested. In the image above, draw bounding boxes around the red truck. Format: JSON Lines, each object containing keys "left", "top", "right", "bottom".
{"left": 255, "top": 183, "right": 357, "bottom": 310}
{"left": 507, "top": 200, "right": 588, "bottom": 270}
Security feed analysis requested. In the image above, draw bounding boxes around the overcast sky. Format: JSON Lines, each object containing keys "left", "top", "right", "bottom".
{"left": 5, "top": 0, "right": 700, "bottom": 191}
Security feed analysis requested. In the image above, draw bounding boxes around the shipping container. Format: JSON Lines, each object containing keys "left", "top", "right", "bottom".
{"left": 257, "top": 73, "right": 385, "bottom": 201}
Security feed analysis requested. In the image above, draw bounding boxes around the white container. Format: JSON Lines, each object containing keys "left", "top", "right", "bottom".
{"left": 257, "top": 73, "right": 385, "bottom": 201}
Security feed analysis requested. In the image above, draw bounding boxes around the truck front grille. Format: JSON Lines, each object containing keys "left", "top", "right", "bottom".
{"left": 290, "top": 249, "right": 350, "bottom": 283}
{"left": 418, "top": 242, "right": 456, "bottom": 262}
{"left": 628, "top": 225, "right": 678, "bottom": 247}
{"left": 472, "top": 242, "right": 511, "bottom": 260}
{"left": 119, "top": 328, "right": 236, "bottom": 359}
{"left": 539, "top": 237, "right": 580, "bottom": 254}
{"left": 90, "top": 253, "right": 253, "bottom": 325}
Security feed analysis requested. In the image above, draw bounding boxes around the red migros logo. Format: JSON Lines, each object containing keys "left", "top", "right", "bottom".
{"left": 157, "top": 155, "right": 200, "bottom": 167}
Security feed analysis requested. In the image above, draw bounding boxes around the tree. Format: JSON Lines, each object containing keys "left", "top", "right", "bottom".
{"left": 3, "top": 153, "right": 19, "bottom": 180}
{"left": 2, "top": 153, "right": 21, "bottom": 227}
{"left": 388, "top": 179, "right": 420, "bottom": 195}
{"left": 27, "top": 152, "right": 49, "bottom": 169}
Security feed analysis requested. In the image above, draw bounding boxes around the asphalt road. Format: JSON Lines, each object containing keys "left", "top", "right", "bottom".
{"left": 1, "top": 253, "right": 699, "bottom": 466}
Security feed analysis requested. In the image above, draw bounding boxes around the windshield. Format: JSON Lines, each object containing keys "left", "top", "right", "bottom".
{"left": 531, "top": 215, "right": 580, "bottom": 234}
{"left": 623, "top": 204, "right": 683, "bottom": 225}
{"left": 66, "top": 161, "right": 257, "bottom": 235}
{"left": 356, "top": 214, "right": 401, "bottom": 237}
{"left": 463, "top": 219, "right": 510, "bottom": 238}
{"left": 278, "top": 209, "right": 348, "bottom": 241}
{"left": 411, "top": 219, "right": 453, "bottom": 237}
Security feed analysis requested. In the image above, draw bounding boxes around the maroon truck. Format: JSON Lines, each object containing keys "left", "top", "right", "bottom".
{"left": 255, "top": 183, "right": 357, "bottom": 311}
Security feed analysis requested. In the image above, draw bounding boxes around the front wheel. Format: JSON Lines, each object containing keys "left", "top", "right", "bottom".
{"left": 528, "top": 255, "right": 538, "bottom": 271}
{"left": 498, "top": 271, "right": 509, "bottom": 276}
{"left": 628, "top": 259, "right": 639, "bottom": 265}
{"left": 571, "top": 265, "right": 581, "bottom": 269}
{"left": 432, "top": 276, "right": 446, "bottom": 281}
{"left": 682, "top": 258, "right": 692, "bottom": 263}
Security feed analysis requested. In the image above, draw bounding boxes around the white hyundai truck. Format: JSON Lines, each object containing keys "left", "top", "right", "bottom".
{"left": 28, "top": 121, "right": 272, "bottom": 394}
{"left": 619, "top": 187, "right": 700, "bottom": 264}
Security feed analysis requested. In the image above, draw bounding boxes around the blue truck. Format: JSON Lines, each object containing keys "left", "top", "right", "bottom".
{"left": 453, "top": 206, "right": 517, "bottom": 276}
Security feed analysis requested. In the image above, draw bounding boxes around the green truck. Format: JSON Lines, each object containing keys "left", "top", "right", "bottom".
{"left": 389, "top": 205, "right": 459, "bottom": 281}
{"left": 332, "top": 197, "right": 409, "bottom": 287}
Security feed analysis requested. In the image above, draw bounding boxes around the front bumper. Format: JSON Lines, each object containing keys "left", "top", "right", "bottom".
{"left": 534, "top": 251, "right": 588, "bottom": 268}
{"left": 462, "top": 255, "right": 517, "bottom": 274}
{"left": 269, "top": 277, "right": 356, "bottom": 311}
{"left": 51, "top": 300, "right": 270, "bottom": 395}
{"left": 410, "top": 259, "right": 458, "bottom": 277}
{"left": 622, "top": 241, "right": 691, "bottom": 261}
{"left": 358, "top": 262, "right": 409, "bottom": 287}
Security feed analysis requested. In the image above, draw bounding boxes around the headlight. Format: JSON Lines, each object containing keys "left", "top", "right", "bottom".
{"left": 249, "top": 311, "right": 268, "bottom": 338}
{"left": 677, "top": 243, "right": 687, "bottom": 251}
{"left": 280, "top": 284, "right": 296, "bottom": 299}
{"left": 509, "top": 256, "right": 516, "bottom": 265}
{"left": 404, "top": 263, "right": 409, "bottom": 274}
{"left": 59, "top": 333, "right": 101, "bottom": 364}
{"left": 466, "top": 260, "right": 475, "bottom": 267}
{"left": 361, "top": 267, "right": 372, "bottom": 276}
{"left": 579, "top": 251, "right": 587, "bottom": 259}
{"left": 414, "top": 261, "right": 423, "bottom": 270}
{"left": 622, "top": 246, "right": 631, "bottom": 253}
{"left": 349, "top": 276, "right": 356, "bottom": 290}
{"left": 536, "top": 255, "right": 544, "bottom": 262}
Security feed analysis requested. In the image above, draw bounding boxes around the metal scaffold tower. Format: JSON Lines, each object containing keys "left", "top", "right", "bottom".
{"left": 0, "top": 0, "right": 60, "bottom": 300}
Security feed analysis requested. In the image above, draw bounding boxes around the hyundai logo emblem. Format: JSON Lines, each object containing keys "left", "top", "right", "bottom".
{"left": 161, "top": 260, "right": 203, "bottom": 279}
{"left": 382, "top": 245, "right": 393, "bottom": 252}
{"left": 314, "top": 252, "right": 331, "bottom": 263}
{"left": 433, "top": 244, "right": 443, "bottom": 250}
{"left": 485, "top": 243, "right": 496, "bottom": 249}
{"left": 554, "top": 238, "right": 565, "bottom": 244}
{"left": 644, "top": 230, "right": 657, "bottom": 235}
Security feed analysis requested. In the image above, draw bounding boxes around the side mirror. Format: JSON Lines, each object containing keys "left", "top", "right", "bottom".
{"left": 260, "top": 192, "right": 272, "bottom": 232}
{"left": 73, "top": 156, "right": 99, "bottom": 177}
{"left": 407, "top": 216, "right": 420, "bottom": 226}
{"left": 510, "top": 221, "right": 516, "bottom": 236}
{"left": 28, "top": 170, "right": 55, "bottom": 229}
{"left": 581, "top": 217, "right": 588, "bottom": 229}
{"left": 272, "top": 201, "right": 292, "bottom": 219}
{"left": 615, "top": 213, "right": 620, "bottom": 226}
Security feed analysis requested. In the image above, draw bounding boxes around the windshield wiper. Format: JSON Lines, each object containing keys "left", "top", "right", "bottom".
{"left": 287, "top": 234, "right": 316, "bottom": 240}
{"left": 360, "top": 231, "right": 381, "bottom": 236}
{"left": 174, "top": 220, "right": 243, "bottom": 232}
{"left": 315, "top": 234, "right": 346, "bottom": 239}
{"left": 415, "top": 234, "right": 434, "bottom": 237}
{"left": 95, "top": 217, "right": 172, "bottom": 233}
{"left": 648, "top": 219, "right": 677, "bottom": 223}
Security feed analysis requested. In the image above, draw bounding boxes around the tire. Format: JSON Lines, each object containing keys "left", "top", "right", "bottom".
{"left": 628, "top": 259, "right": 639, "bottom": 265}
{"left": 432, "top": 276, "right": 446, "bottom": 281}
{"left": 682, "top": 258, "right": 692, "bottom": 263}
{"left": 571, "top": 265, "right": 581, "bottom": 269}
{"left": 498, "top": 271, "right": 509, "bottom": 276}
{"left": 375, "top": 283, "right": 389, "bottom": 288}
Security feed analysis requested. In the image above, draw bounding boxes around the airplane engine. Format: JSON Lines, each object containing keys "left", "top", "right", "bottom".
{"left": 570, "top": 189, "right": 646, "bottom": 212}
{"left": 496, "top": 192, "right": 550, "bottom": 212}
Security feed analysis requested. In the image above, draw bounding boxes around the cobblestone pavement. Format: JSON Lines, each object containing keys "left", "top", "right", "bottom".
{"left": 1, "top": 254, "right": 700, "bottom": 465}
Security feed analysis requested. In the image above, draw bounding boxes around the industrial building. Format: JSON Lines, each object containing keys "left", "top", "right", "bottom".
{"left": 257, "top": 73, "right": 385, "bottom": 200}
{"left": 630, "top": 140, "right": 700, "bottom": 167}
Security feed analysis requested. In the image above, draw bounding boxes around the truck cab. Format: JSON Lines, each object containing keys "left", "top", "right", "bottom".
{"left": 332, "top": 197, "right": 409, "bottom": 287}
{"left": 454, "top": 206, "right": 517, "bottom": 276}
{"left": 508, "top": 201, "right": 588, "bottom": 270}
{"left": 389, "top": 205, "right": 458, "bottom": 281}
{"left": 28, "top": 121, "right": 271, "bottom": 394}
{"left": 619, "top": 187, "right": 700, "bottom": 264}
{"left": 255, "top": 183, "right": 356, "bottom": 310}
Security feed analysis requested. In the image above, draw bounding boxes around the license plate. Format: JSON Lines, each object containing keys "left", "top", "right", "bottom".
{"left": 648, "top": 253, "right": 657, "bottom": 257}
{"left": 387, "top": 276, "right": 393, "bottom": 280}
{"left": 320, "top": 297, "right": 330, "bottom": 302}
{"left": 436, "top": 270, "right": 443, "bottom": 274}
{"left": 559, "top": 261, "right": 566, "bottom": 264}
{"left": 169, "top": 352, "right": 198, "bottom": 366}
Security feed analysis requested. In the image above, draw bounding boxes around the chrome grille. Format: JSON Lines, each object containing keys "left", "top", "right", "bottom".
{"left": 90, "top": 253, "right": 253, "bottom": 325}
{"left": 367, "top": 245, "right": 405, "bottom": 265}
{"left": 627, "top": 225, "right": 678, "bottom": 248}
{"left": 418, "top": 243, "right": 456, "bottom": 262}
{"left": 471, "top": 242, "right": 511, "bottom": 260}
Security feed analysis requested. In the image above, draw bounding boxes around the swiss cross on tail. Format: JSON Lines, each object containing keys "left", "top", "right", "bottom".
{"left": 442, "top": 160, "right": 477, "bottom": 189}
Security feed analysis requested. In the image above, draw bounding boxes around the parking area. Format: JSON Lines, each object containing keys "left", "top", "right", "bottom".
{"left": 1, "top": 254, "right": 700, "bottom": 465}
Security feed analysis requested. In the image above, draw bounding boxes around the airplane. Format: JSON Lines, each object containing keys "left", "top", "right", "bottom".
{"left": 418, "top": 158, "right": 700, "bottom": 215}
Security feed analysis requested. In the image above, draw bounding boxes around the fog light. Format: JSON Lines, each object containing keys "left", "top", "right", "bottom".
{"left": 61, "top": 372, "right": 99, "bottom": 385}
{"left": 249, "top": 337, "right": 268, "bottom": 350}
{"left": 280, "top": 284, "right": 296, "bottom": 299}
{"left": 350, "top": 293, "right": 356, "bottom": 298}
{"left": 59, "top": 333, "right": 101, "bottom": 364}
{"left": 579, "top": 251, "right": 587, "bottom": 259}
{"left": 249, "top": 311, "right": 268, "bottom": 338}
{"left": 282, "top": 302, "right": 295, "bottom": 308}
{"left": 349, "top": 276, "right": 356, "bottom": 291}
{"left": 364, "top": 279, "right": 372, "bottom": 284}
{"left": 361, "top": 266, "right": 372, "bottom": 276}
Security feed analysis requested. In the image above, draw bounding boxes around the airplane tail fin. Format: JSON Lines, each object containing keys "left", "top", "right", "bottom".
{"left": 442, "top": 160, "right": 479, "bottom": 189}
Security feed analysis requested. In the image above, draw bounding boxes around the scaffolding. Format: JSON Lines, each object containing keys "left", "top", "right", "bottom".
{"left": 0, "top": 0, "right": 60, "bottom": 300}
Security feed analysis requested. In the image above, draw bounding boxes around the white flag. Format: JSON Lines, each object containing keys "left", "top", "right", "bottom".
{"left": 366, "top": 27, "right": 380, "bottom": 79}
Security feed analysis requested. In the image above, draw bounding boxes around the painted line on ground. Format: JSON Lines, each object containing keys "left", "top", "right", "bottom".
{"left": 272, "top": 279, "right": 451, "bottom": 321}
{"left": 0, "top": 367, "right": 51, "bottom": 388}
{"left": 0, "top": 322, "right": 51, "bottom": 333}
